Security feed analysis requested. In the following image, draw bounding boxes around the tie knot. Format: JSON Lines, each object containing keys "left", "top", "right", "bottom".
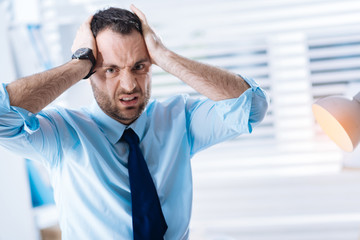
{"left": 121, "top": 128, "right": 139, "bottom": 145}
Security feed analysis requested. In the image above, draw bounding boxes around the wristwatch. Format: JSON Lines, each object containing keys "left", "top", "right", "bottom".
{"left": 72, "top": 48, "right": 96, "bottom": 79}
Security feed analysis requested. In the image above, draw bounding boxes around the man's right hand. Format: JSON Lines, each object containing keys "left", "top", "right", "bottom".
{"left": 6, "top": 16, "right": 97, "bottom": 114}
{"left": 71, "top": 15, "right": 97, "bottom": 59}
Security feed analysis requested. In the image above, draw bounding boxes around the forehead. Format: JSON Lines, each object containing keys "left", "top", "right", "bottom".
{"left": 95, "top": 29, "right": 149, "bottom": 67}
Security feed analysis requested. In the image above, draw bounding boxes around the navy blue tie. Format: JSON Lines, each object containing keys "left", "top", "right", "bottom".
{"left": 121, "top": 128, "right": 168, "bottom": 240}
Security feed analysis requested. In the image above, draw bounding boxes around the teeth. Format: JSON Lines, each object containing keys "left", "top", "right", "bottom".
{"left": 122, "top": 97, "right": 135, "bottom": 101}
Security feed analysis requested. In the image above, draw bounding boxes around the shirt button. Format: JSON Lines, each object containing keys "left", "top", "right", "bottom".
{"left": 28, "top": 112, "right": 33, "bottom": 117}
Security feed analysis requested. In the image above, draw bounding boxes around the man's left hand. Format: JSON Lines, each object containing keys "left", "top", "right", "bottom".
{"left": 130, "top": 4, "right": 168, "bottom": 66}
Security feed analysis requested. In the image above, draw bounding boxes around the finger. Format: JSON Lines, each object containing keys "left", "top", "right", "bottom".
{"left": 82, "top": 15, "right": 94, "bottom": 35}
{"left": 130, "top": 4, "right": 148, "bottom": 24}
{"left": 85, "top": 15, "right": 93, "bottom": 25}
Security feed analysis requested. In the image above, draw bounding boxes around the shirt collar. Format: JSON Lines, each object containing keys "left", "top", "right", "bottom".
{"left": 89, "top": 101, "right": 147, "bottom": 144}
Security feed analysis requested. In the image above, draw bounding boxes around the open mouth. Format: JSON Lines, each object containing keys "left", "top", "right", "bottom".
{"left": 120, "top": 96, "right": 139, "bottom": 106}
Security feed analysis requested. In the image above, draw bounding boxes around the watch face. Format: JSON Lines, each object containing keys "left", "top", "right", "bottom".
{"left": 75, "top": 48, "right": 90, "bottom": 58}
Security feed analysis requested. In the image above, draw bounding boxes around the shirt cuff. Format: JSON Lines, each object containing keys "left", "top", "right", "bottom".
{"left": 0, "top": 83, "right": 40, "bottom": 134}
{"left": 214, "top": 76, "right": 269, "bottom": 133}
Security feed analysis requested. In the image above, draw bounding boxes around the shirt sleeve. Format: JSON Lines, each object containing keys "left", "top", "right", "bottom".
{"left": 0, "top": 83, "right": 61, "bottom": 168}
{"left": 186, "top": 76, "right": 269, "bottom": 156}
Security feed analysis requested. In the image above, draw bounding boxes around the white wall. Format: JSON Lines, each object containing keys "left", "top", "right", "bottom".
{"left": 0, "top": 148, "right": 38, "bottom": 240}
{"left": 0, "top": 3, "right": 38, "bottom": 240}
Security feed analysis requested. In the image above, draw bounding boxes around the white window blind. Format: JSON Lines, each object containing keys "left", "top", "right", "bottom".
{"left": 143, "top": 0, "right": 360, "bottom": 154}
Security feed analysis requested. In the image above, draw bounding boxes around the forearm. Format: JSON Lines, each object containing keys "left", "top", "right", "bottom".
{"left": 157, "top": 50, "right": 250, "bottom": 101}
{"left": 6, "top": 59, "right": 90, "bottom": 113}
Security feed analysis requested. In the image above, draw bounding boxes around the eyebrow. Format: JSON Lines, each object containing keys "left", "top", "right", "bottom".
{"left": 134, "top": 58, "right": 151, "bottom": 66}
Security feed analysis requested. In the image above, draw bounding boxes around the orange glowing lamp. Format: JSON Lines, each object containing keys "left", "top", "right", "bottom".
{"left": 312, "top": 92, "right": 360, "bottom": 152}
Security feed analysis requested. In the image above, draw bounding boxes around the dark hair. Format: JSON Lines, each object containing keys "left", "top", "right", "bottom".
{"left": 91, "top": 7, "right": 142, "bottom": 37}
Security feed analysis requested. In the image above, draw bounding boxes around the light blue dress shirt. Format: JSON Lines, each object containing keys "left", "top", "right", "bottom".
{"left": 0, "top": 76, "right": 268, "bottom": 240}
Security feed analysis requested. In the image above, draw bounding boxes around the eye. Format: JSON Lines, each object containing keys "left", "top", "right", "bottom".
{"left": 133, "top": 64, "right": 145, "bottom": 71}
{"left": 106, "top": 68, "right": 115, "bottom": 74}
{"left": 103, "top": 67, "right": 119, "bottom": 78}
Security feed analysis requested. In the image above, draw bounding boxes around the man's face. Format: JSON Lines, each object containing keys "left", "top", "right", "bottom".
{"left": 90, "top": 29, "right": 152, "bottom": 125}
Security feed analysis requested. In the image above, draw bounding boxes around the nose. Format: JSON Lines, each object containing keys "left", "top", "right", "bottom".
{"left": 119, "top": 70, "right": 137, "bottom": 92}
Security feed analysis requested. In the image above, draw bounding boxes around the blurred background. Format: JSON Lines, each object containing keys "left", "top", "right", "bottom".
{"left": 1, "top": 0, "right": 360, "bottom": 239}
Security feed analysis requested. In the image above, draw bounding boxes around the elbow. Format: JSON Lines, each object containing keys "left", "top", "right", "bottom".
{"left": 249, "top": 92, "right": 269, "bottom": 126}
{"left": 256, "top": 96, "right": 269, "bottom": 123}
